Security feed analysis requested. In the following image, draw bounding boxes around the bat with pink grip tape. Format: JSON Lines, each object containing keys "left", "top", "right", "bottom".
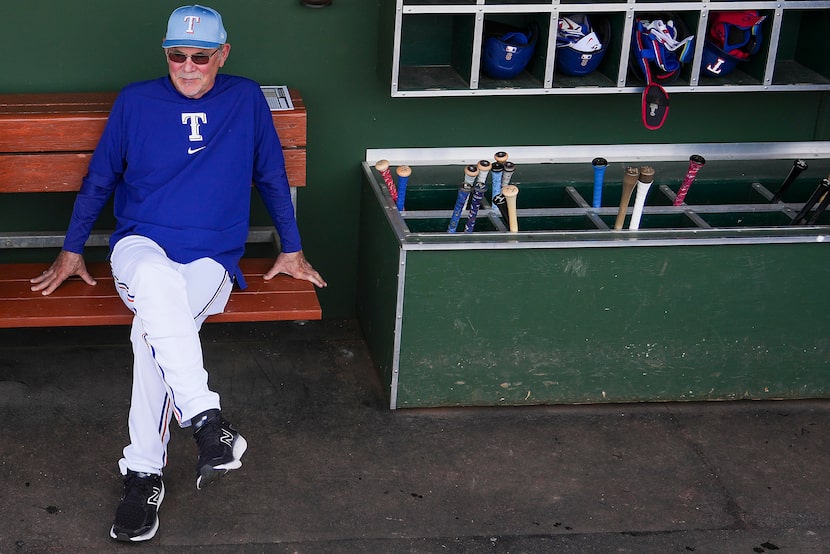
{"left": 672, "top": 155, "right": 705, "bottom": 206}
{"left": 374, "top": 159, "right": 398, "bottom": 203}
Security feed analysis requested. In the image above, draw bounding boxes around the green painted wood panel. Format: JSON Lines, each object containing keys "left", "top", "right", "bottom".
{"left": 357, "top": 178, "right": 403, "bottom": 397}
{"left": 394, "top": 244, "right": 830, "bottom": 407}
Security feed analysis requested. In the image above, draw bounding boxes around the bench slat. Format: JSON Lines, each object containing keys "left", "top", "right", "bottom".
{"left": 0, "top": 259, "right": 321, "bottom": 328}
{"left": 0, "top": 90, "right": 307, "bottom": 152}
{"left": 0, "top": 148, "right": 307, "bottom": 192}
{"left": 0, "top": 92, "right": 117, "bottom": 111}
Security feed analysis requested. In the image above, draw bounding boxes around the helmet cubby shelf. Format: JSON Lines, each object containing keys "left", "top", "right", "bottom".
{"left": 382, "top": 0, "right": 830, "bottom": 97}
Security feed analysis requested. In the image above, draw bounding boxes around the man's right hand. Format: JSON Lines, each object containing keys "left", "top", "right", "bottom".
{"left": 30, "top": 250, "right": 97, "bottom": 296}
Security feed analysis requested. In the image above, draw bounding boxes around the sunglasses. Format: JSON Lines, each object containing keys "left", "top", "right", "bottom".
{"left": 166, "top": 49, "right": 220, "bottom": 65}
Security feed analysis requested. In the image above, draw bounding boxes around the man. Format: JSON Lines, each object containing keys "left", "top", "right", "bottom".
{"left": 30, "top": 5, "right": 326, "bottom": 542}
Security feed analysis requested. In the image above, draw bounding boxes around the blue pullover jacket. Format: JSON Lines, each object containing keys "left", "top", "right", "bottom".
{"left": 63, "top": 74, "right": 302, "bottom": 288}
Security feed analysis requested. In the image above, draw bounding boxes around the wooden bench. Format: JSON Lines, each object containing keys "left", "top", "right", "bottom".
{"left": 0, "top": 90, "right": 321, "bottom": 328}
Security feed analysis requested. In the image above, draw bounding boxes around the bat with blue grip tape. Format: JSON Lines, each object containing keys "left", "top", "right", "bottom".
{"left": 591, "top": 157, "right": 607, "bottom": 208}
{"left": 395, "top": 165, "right": 411, "bottom": 211}
{"left": 447, "top": 165, "right": 478, "bottom": 233}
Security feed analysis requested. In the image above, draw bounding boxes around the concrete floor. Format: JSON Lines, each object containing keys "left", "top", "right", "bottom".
{"left": 1, "top": 319, "right": 828, "bottom": 553}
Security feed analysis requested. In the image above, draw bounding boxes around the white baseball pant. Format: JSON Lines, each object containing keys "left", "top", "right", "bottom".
{"left": 110, "top": 235, "right": 234, "bottom": 476}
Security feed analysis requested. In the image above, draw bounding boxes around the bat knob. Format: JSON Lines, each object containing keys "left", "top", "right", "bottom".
{"left": 690, "top": 154, "right": 706, "bottom": 165}
{"left": 795, "top": 159, "right": 808, "bottom": 171}
{"left": 501, "top": 185, "right": 518, "bottom": 199}
{"left": 396, "top": 165, "right": 412, "bottom": 178}
{"left": 374, "top": 159, "right": 390, "bottom": 172}
{"left": 592, "top": 157, "right": 608, "bottom": 168}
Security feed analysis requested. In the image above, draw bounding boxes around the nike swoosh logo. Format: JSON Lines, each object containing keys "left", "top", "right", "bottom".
{"left": 188, "top": 146, "right": 206, "bottom": 155}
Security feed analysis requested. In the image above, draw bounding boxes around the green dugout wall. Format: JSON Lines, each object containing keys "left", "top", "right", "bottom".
{"left": 2, "top": 1, "right": 829, "bottom": 318}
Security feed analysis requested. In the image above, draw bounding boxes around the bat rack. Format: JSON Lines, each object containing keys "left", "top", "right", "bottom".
{"left": 358, "top": 141, "right": 830, "bottom": 409}
{"left": 365, "top": 141, "right": 830, "bottom": 245}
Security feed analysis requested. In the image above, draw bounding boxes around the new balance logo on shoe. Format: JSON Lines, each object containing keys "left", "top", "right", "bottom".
{"left": 147, "top": 486, "right": 163, "bottom": 507}
{"left": 220, "top": 428, "right": 233, "bottom": 448}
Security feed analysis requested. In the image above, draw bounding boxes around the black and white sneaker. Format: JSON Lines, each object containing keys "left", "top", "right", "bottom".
{"left": 110, "top": 471, "right": 165, "bottom": 542}
{"left": 192, "top": 409, "right": 248, "bottom": 490}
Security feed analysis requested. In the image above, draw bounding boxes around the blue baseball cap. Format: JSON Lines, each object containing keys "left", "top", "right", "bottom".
{"left": 162, "top": 5, "right": 227, "bottom": 49}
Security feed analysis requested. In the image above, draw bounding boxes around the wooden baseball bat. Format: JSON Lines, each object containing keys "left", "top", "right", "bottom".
{"left": 464, "top": 178, "right": 488, "bottom": 233}
{"left": 672, "top": 154, "right": 705, "bottom": 206}
{"left": 502, "top": 184, "right": 519, "bottom": 232}
{"left": 614, "top": 166, "right": 641, "bottom": 230}
{"left": 591, "top": 157, "right": 608, "bottom": 209}
{"left": 490, "top": 161, "right": 504, "bottom": 204}
{"left": 468, "top": 160, "right": 490, "bottom": 212}
{"left": 771, "top": 159, "right": 808, "bottom": 203}
{"left": 447, "top": 165, "right": 478, "bottom": 233}
{"left": 806, "top": 181, "right": 830, "bottom": 224}
{"left": 476, "top": 160, "right": 491, "bottom": 185}
{"left": 395, "top": 165, "right": 411, "bottom": 211}
{"left": 491, "top": 152, "right": 508, "bottom": 203}
{"left": 629, "top": 166, "right": 655, "bottom": 230}
{"left": 792, "top": 178, "right": 830, "bottom": 225}
{"left": 374, "top": 159, "right": 398, "bottom": 203}
{"left": 502, "top": 161, "right": 516, "bottom": 188}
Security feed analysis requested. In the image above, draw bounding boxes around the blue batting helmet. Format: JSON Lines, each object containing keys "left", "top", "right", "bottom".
{"left": 556, "top": 14, "right": 611, "bottom": 76}
{"left": 482, "top": 23, "right": 538, "bottom": 80}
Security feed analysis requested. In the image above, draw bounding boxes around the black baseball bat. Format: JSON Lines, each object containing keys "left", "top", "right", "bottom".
{"left": 771, "top": 159, "right": 808, "bottom": 203}
{"left": 805, "top": 179, "right": 830, "bottom": 225}
{"left": 791, "top": 178, "right": 830, "bottom": 225}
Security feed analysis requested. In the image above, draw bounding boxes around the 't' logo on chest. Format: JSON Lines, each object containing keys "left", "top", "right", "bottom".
{"left": 182, "top": 112, "right": 207, "bottom": 142}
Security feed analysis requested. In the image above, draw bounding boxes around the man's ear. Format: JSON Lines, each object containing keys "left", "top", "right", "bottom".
{"left": 219, "top": 43, "right": 231, "bottom": 66}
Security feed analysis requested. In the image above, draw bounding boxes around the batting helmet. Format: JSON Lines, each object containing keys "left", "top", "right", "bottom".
{"left": 482, "top": 22, "right": 539, "bottom": 80}
{"left": 701, "top": 11, "right": 766, "bottom": 77}
{"left": 629, "top": 13, "right": 695, "bottom": 85}
{"left": 555, "top": 14, "right": 611, "bottom": 76}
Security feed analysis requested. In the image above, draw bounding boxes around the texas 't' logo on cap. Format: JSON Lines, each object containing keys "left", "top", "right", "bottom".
{"left": 162, "top": 5, "right": 227, "bottom": 49}
{"left": 183, "top": 15, "right": 201, "bottom": 34}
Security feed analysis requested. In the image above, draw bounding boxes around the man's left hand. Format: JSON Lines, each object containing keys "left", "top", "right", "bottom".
{"left": 264, "top": 250, "right": 327, "bottom": 288}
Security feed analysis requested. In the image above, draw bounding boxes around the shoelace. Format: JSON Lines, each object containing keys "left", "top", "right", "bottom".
{"left": 194, "top": 417, "right": 228, "bottom": 458}
{"left": 123, "top": 473, "right": 157, "bottom": 505}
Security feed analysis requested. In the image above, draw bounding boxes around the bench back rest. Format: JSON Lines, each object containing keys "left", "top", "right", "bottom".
{"left": 0, "top": 90, "right": 307, "bottom": 194}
